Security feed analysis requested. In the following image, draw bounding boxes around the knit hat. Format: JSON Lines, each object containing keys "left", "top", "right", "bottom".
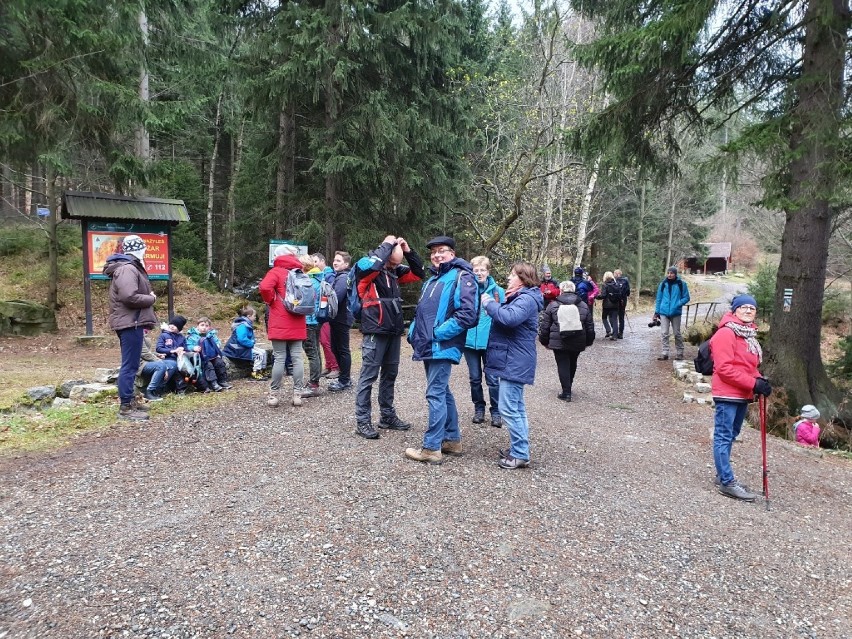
{"left": 667, "top": 266, "right": 678, "bottom": 275}
{"left": 425, "top": 235, "right": 456, "bottom": 250}
{"left": 273, "top": 243, "right": 298, "bottom": 257}
{"left": 542, "top": 263, "right": 551, "bottom": 274}
{"left": 800, "top": 405, "right": 820, "bottom": 420}
{"left": 573, "top": 267, "right": 584, "bottom": 276}
{"left": 169, "top": 315, "right": 187, "bottom": 332}
{"left": 731, "top": 294, "right": 758, "bottom": 312}
{"left": 122, "top": 234, "right": 146, "bottom": 261}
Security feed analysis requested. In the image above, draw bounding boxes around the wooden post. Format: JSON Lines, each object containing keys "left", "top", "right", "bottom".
{"left": 167, "top": 226, "right": 175, "bottom": 319}
{"left": 81, "top": 220, "right": 94, "bottom": 336}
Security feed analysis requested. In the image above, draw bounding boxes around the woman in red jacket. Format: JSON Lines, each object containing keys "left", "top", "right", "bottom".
{"left": 259, "top": 244, "right": 308, "bottom": 408}
{"left": 709, "top": 294, "right": 771, "bottom": 502}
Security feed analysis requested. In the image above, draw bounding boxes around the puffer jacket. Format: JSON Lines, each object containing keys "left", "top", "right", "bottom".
{"left": 539, "top": 278, "right": 560, "bottom": 304}
{"left": 155, "top": 329, "right": 187, "bottom": 360}
{"left": 409, "top": 258, "right": 478, "bottom": 362}
{"left": 259, "top": 254, "right": 308, "bottom": 341}
{"left": 794, "top": 420, "right": 820, "bottom": 447}
{"left": 465, "top": 276, "right": 505, "bottom": 351}
{"left": 223, "top": 316, "right": 255, "bottom": 361}
{"left": 330, "top": 269, "right": 353, "bottom": 327}
{"left": 186, "top": 327, "right": 223, "bottom": 362}
{"left": 655, "top": 277, "right": 690, "bottom": 317}
{"left": 709, "top": 312, "right": 762, "bottom": 401}
{"left": 539, "top": 292, "right": 594, "bottom": 352}
{"left": 103, "top": 254, "right": 157, "bottom": 331}
{"left": 483, "top": 286, "right": 544, "bottom": 385}
{"left": 354, "top": 241, "right": 425, "bottom": 336}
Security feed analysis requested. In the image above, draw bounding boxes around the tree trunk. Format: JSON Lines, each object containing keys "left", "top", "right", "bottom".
{"left": 665, "top": 184, "right": 676, "bottom": 269}
{"left": 275, "top": 104, "right": 295, "bottom": 238}
{"left": 135, "top": 9, "right": 151, "bottom": 165}
{"left": 635, "top": 178, "right": 646, "bottom": 309}
{"left": 765, "top": 0, "right": 850, "bottom": 423}
{"left": 225, "top": 119, "right": 245, "bottom": 290}
{"left": 205, "top": 91, "right": 224, "bottom": 278}
{"left": 574, "top": 155, "right": 600, "bottom": 268}
{"left": 46, "top": 166, "right": 59, "bottom": 311}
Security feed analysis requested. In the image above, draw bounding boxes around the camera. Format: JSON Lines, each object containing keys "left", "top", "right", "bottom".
{"left": 648, "top": 317, "right": 661, "bottom": 328}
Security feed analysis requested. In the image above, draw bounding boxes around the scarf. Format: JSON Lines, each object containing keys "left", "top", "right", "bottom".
{"left": 506, "top": 280, "right": 523, "bottom": 298}
{"left": 725, "top": 321, "right": 763, "bottom": 362}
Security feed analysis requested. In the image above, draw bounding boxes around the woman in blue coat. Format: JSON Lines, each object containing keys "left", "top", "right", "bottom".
{"left": 481, "top": 261, "right": 544, "bottom": 469}
{"left": 464, "top": 256, "right": 505, "bottom": 427}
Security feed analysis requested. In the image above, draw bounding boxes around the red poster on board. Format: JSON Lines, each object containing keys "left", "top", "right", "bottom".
{"left": 86, "top": 224, "right": 170, "bottom": 280}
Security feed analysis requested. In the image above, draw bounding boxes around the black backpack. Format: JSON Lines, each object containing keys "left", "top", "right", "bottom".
{"left": 694, "top": 339, "right": 713, "bottom": 375}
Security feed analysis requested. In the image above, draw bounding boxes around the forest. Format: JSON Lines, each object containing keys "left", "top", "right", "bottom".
{"left": 1, "top": 0, "right": 851, "bottom": 426}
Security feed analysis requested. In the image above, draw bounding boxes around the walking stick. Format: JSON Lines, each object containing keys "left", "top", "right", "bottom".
{"left": 759, "top": 395, "right": 770, "bottom": 511}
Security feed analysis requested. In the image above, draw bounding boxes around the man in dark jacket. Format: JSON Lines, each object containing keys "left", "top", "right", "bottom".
{"left": 353, "top": 235, "right": 425, "bottom": 439}
{"left": 328, "top": 250, "right": 354, "bottom": 393}
{"left": 614, "top": 269, "right": 631, "bottom": 339}
{"left": 405, "top": 236, "right": 478, "bottom": 463}
{"left": 103, "top": 235, "right": 157, "bottom": 421}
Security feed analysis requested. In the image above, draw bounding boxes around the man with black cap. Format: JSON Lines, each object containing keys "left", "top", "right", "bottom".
{"left": 103, "top": 234, "right": 157, "bottom": 421}
{"left": 653, "top": 266, "right": 691, "bottom": 360}
{"left": 405, "top": 236, "right": 478, "bottom": 464}
{"left": 352, "top": 235, "right": 425, "bottom": 439}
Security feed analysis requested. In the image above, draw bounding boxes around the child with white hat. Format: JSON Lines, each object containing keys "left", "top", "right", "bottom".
{"left": 793, "top": 405, "right": 821, "bottom": 448}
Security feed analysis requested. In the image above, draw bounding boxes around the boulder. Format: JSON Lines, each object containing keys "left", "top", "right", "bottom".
{"left": 0, "top": 300, "right": 57, "bottom": 336}
{"left": 59, "top": 379, "right": 89, "bottom": 398}
{"left": 688, "top": 371, "right": 705, "bottom": 384}
{"left": 695, "top": 382, "right": 712, "bottom": 394}
{"left": 69, "top": 383, "right": 118, "bottom": 402}
{"left": 94, "top": 368, "right": 119, "bottom": 384}
{"left": 675, "top": 368, "right": 691, "bottom": 381}
{"left": 25, "top": 386, "right": 56, "bottom": 402}
{"left": 51, "top": 397, "right": 75, "bottom": 410}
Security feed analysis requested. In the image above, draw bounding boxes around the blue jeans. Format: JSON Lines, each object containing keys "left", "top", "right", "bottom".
{"left": 141, "top": 359, "right": 173, "bottom": 393}
{"left": 117, "top": 327, "right": 144, "bottom": 404}
{"left": 498, "top": 379, "right": 529, "bottom": 461}
{"left": 713, "top": 399, "right": 749, "bottom": 484}
{"left": 422, "top": 360, "right": 460, "bottom": 450}
{"left": 355, "top": 333, "right": 401, "bottom": 424}
{"left": 463, "top": 348, "right": 499, "bottom": 415}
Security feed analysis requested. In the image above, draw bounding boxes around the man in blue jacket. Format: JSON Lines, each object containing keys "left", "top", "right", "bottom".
{"left": 405, "top": 236, "right": 478, "bottom": 464}
{"left": 654, "top": 266, "right": 691, "bottom": 360}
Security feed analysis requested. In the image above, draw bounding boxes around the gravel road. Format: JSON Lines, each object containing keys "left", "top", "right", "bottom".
{"left": 1, "top": 314, "right": 850, "bottom": 638}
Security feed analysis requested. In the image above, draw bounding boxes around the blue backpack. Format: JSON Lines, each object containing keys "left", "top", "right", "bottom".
{"left": 346, "top": 266, "right": 362, "bottom": 320}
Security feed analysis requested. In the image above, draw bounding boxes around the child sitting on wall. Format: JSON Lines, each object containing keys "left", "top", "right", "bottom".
{"left": 186, "top": 317, "right": 232, "bottom": 392}
{"left": 223, "top": 306, "right": 269, "bottom": 380}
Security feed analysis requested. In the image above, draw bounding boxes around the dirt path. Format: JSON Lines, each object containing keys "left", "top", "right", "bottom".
{"left": 1, "top": 311, "right": 850, "bottom": 638}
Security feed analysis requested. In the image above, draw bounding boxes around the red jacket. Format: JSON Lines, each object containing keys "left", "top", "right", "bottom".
{"left": 259, "top": 255, "right": 307, "bottom": 341}
{"left": 709, "top": 312, "right": 761, "bottom": 401}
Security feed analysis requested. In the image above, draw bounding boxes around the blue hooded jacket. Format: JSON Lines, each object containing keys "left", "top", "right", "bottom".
{"left": 654, "top": 276, "right": 691, "bottom": 317}
{"left": 223, "top": 316, "right": 255, "bottom": 361}
{"left": 408, "top": 257, "right": 478, "bottom": 363}
{"left": 465, "top": 276, "right": 505, "bottom": 351}
{"left": 483, "top": 286, "right": 544, "bottom": 385}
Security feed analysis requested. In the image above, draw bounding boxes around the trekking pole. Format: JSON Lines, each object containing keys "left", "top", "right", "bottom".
{"left": 759, "top": 394, "right": 770, "bottom": 511}
{"left": 624, "top": 306, "right": 634, "bottom": 334}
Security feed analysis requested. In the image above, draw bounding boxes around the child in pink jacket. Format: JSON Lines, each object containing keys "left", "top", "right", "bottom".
{"left": 793, "top": 405, "right": 821, "bottom": 448}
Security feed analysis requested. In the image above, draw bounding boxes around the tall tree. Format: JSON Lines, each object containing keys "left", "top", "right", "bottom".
{"left": 569, "top": 0, "right": 852, "bottom": 420}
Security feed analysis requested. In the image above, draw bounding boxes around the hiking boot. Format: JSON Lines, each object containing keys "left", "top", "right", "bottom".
{"left": 300, "top": 383, "right": 321, "bottom": 398}
{"left": 328, "top": 380, "right": 352, "bottom": 392}
{"left": 404, "top": 447, "right": 443, "bottom": 464}
{"left": 211, "top": 382, "right": 224, "bottom": 392}
{"left": 251, "top": 370, "right": 269, "bottom": 381}
{"left": 498, "top": 455, "right": 529, "bottom": 469}
{"left": 718, "top": 481, "right": 757, "bottom": 502}
{"left": 321, "top": 369, "right": 339, "bottom": 379}
{"left": 675, "top": 352, "right": 684, "bottom": 360}
{"left": 292, "top": 392, "right": 303, "bottom": 407}
{"left": 491, "top": 414, "right": 502, "bottom": 428}
{"left": 143, "top": 390, "right": 162, "bottom": 402}
{"left": 130, "top": 396, "right": 151, "bottom": 411}
{"left": 267, "top": 391, "right": 280, "bottom": 408}
{"left": 118, "top": 403, "right": 149, "bottom": 421}
{"left": 657, "top": 354, "right": 669, "bottom": 361}
{"left": 558, "top": 391, "right": 572, "bottom": 402}
{"left": 378, "top": 415, "right": 411, "bottom": 431}
{"left": 617, "top": 334, "right": 624, "bottom": 339}
{"left": 472, "top": 410, "right": 485, "bottom": 424}
{"left": 441, "top": 440, "right": 463, "bottom": 456}
{"left": 355, "top": 421, "right": 380, "bottom": 439}
{"left": 219, "top": 382, "right": 233, "bottom": 390}
{"left": 714, "top": 476, "right": 753, "bottom": 493}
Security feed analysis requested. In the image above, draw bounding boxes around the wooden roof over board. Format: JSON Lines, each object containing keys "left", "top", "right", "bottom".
{"left": 61, "top": 191, "right": 190, "bottom": 223}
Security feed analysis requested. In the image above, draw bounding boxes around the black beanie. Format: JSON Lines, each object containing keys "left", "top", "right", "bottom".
{"left": 169, "top": 315, "right": 187, "bottom": 332}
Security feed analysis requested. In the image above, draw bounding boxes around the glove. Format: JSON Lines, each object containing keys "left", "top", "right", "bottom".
{"left": 753, "top": 377, "right": 772, "bottom": 397}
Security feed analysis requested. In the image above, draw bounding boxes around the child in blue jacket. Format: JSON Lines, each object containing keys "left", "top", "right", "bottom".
{"left": 186, "top": 317, "right": 232, "bottom": 392}
{"left": 223, "top": 306, "right": 269, "bottom": 380}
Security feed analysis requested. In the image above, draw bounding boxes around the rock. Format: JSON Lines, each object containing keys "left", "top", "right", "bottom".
{"left": 675, "top": 368, "right": 691, "bottom": 381}
{"left": 378, "top": 613, "right": 407, "bottom": 631}
{"left": 51, "top": 398, "right": 75, "bottom": 410}
{"left": 695, "top": 382, "right": 711, "bottom": 393}
{"left": 69, "top": 383, "right": 118, "bottom": 402}
{"left": 683, "top": 393, "right": 694, "bottom": 403}
{"left": 688, "top": 372, "right": 705, "bottom": 384}
{"left": 0, "top": 300, "right": 56, "bottom": 336}
{"left": 507, "top": 597, "right": 551, "bottom": 622}
{"left": 94, "top": 368, "right": 119, "bottom": 384}
{"left": 672, "top": 360, "right": 691, "bottom": 371}
{"left": 59, "top": 379, "right": 89, "bottom": 398}
{"left": 25, "top": 386, "right": 56, "bottom": 402}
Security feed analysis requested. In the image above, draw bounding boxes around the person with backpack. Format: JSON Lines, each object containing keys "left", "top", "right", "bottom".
{"left": 654, "top": 266, "right": 691, "bottom": 360}
{"left": 404, "top": 236, "right": 478, "bottom": 464}
{"left": 352, "top": 235, "right": 425, "bottom": 439}
{"left": 539, "top": 265, "right": 560, "bottom": 304}
{"left": 570, "top": 267, "right": 592, "bottom": 306}
{"left": 300, "top": 254, "right": 325, "bottom": 398}
{"left": 538, "top": 280, "right": 595, "bottom": 401}
{"left": 599, "top": 271, "right": 622, "bottom": 340}
{"left": 327, "top": 251, "right": 354, "bottom": 392}
{"left": 709, "top": 294, "right": 771, "bottom": 501}
{"left": 259, "top": 243, "right": 308, "bottom": 408}
{"left": 614, "top": 269, "right": 631, "bottom": 339}
{"left": 312, "top": 252, "right": 340, "bottom": 379}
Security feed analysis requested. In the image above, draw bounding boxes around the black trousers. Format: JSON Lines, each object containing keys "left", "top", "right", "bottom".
{"left": 329, "top": 321, "right": 352, "bottom": 384}
{"left": 616, "top": 303, "right": 627, "bottom": 337}
{"left": 553, "top": 349, "right": 580, "bottom": 394}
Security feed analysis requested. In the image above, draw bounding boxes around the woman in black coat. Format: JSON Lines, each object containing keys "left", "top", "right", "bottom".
{"left": 599, "top": 271, "right": 621, "bottom": 340}
{"left": 538, "top": 280, "right": 595, "bottom": 401}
